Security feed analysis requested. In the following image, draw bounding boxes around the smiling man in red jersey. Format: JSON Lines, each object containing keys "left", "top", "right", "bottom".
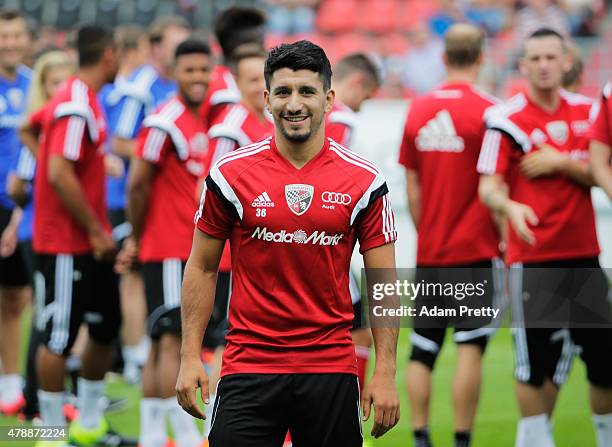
{"left": 478, "top": 28, "right": 612, "bottom": 447}
{"left": 177, "top": 40, "right": 400, "bottom": 446}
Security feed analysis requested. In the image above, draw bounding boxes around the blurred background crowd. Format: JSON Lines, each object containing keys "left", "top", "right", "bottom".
{"left": 7, "top": 0, "right": 611, "bottom": 101}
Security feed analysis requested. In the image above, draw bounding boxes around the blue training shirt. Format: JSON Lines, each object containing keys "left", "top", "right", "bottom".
{"left": 0, "top": 66, "right": 31, "bottom": 209}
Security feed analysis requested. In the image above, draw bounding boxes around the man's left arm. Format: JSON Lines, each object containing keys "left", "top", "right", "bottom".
{"left": 355, "top": 186, "right": 400, "bottom": 438}
{"left": 361, "top": 243, "right": 400, "bottom": 438}
{"left": 520, "top": 144, "right": 594, "bottom": 186}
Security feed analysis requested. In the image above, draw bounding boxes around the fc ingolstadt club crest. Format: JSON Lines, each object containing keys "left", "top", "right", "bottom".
{"left": 285, "top": 184, "right": 314, "bottom": 216}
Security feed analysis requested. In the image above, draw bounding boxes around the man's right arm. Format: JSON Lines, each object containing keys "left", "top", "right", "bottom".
{"left": 590, "top": 140, "right": 612, "bottom": 200}
{"left": 176, "top": 230, "right": 225, "bottom": 419}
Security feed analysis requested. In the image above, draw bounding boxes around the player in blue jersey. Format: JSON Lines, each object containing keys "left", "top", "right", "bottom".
{"left": 99, "top": 25, "right": 150, "bottom": 385}
{"left": 0, "top": 9, "right": 31, "bottom": 415}
{"left": 105, "top": 18, "right": 189, "bottom": 388}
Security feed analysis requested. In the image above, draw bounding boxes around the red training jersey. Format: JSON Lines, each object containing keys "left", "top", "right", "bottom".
{"left": 33, "top": 77, "right": 110, "bottom": 255}
{"left": 398, "top": 82, "right": 501, "bottom": 265}
{"left": 326, "top": 100, "right": 356, "bottom": 147}
{"left": 200, "top": 65, "right": 240, "bottom": 128}
{"left": 135, "top": 95, "right": 209, "bottom": 262}
{"left": 206, "top": 102, "right": 274, "bottom": 271}
{"left": 478, "top": 90, "right": 599, "bottom": 264}
{"left": 589, "top": 82, "right": 611, "bottom": 147}
{"left": 196, "top": 136, "right": 397, "bottom": 376}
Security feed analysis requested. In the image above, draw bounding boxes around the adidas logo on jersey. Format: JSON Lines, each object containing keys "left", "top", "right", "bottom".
{"left": 416, "top": 110, "right": 465, "bottom": 152}
{"left": 251, "top": 227, "right": 344, "bottom": 246}
{"left": 252, "top": 192, "right": 275, "bottom": 208}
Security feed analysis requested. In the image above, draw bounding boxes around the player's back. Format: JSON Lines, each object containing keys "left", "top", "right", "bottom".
{"left": 399, "top": 82, "right": 500, "bottom": 265}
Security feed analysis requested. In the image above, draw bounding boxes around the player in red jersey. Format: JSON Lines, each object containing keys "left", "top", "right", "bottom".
{"left": 176, "top": 40, "right": 400, "bottom": 446}
{"left": 399, "top": 24, "right": 503, "bottom": 447}
{"left": 327, "top": 53, "right": 380, "bottom": 147}
{"left": 200, "top": 6, "right": 266, "bottom": 125}
{"left": 31, "top": 25, "right": 134, "bottom": 446}
{"left": 326, "top": 52, "right": 382, "bottom": 397}
{"left": 202, "top": 43, "right": 272, "bottom": 441}
{"left": 121, "top": 40, "right": 212, "bottom": 447}
{"left": 478, "top": 28, "right": 612, "bottom": 447}
{"left": 590, "top": 82, "right": 612, "bottom": 199}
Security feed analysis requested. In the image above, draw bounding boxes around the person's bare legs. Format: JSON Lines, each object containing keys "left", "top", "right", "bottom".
{"left": 453, "top": 345, "right": 483, "bottom": 431}
{"left": 119, "top": 271, "right": 147, "bottom": 383}
{"left": 514, "top": 381, "right": 558, "bottom": 447}
{"left": 406, "top": 361, "right": 432, "bottom": 430}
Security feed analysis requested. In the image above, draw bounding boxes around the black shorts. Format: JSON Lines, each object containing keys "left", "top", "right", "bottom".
{"left": 142, "top": 260, "right": 185, "bottom": 339}
{"left": 0, "top": 205, "right": 30, "bottom": 287}
{"left": 203, "top": 271, "right": 231, "bottom": 349}
{"left": 20, "top": 240, "right": 36, "bottom": 284}
{"left": 35, "top": 253, "right": 121, "bottom": 356}
{"left": 409, "top": 259, "right": 504, "bottom": 367}
{"left": 209, "top": 373, "right": 362, "bottom": 447}
{"left": 109, "top": 209, "right": 132, "bottom": 245}
{"left": 510, "top": 258, "right": 612, "bottom": 388}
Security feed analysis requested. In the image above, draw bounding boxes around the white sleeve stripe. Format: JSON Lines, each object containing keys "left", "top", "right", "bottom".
{"left": 143, "top": 128, "right": 167, "bottom": 162}
{"left": 64, "top": 116, "right": 85, "bottom": 161}
{"left": 382, "top": 195, "right": 388, "bottom": 243}
{"left": 329, "top": 140, "right": 380, "bottom": 174}
{"left": 216, "top": 144, "right": 270, "bottom": 168}
{"left": 329, "top": 146, "right": 379, "bottom": 176}
{"left": 116, "top": 97, "right": 142, "bottom": 137}
{"left": 16, "top": 147, "right": 36, "bottom": 180}
{"left": 477, "top": 130, "right": 501, "bottom": 175}
{"left": 214, "top": 137, "right": 272, "bottom": 165}
{"left": 194, "top": 179, "right": 207, "bottom": 223}
{"left": 209, "top": 166, "right": 244, "bottom": 220}
{"left": 211, "top": 138, "right": 238, "bottom": 164}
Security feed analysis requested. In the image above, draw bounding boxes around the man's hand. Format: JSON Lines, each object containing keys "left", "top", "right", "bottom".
{"left": 176, "top": 356, "right": 209, "bottom": 420}
{"left": 361, "top": 370, "right": 400, "bottom": 438}
{"left": 104, "top": 153, "right": 125, "bottom": 178}
{"left": 520, "top": 144, "right": 567, "bottom": 178}
{"left": 114, "top": 237, "right": 139, "bottom": 273}
{"left": 506, "top": 201, "right": 539, "bottom": 245}
{"left": 0, "top": 224, "right": 18, "bottom": 258}
{"left": 89, "top": 229, "right": 117, "bottom": 261}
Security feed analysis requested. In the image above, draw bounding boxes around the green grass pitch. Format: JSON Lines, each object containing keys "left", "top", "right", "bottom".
{"left": 0, "top": 317, "right": 597, "bottom": 446}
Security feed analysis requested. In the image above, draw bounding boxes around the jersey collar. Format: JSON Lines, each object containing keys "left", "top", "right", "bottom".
{"left": 270, "top": 134, "right": 330, "bottom": 175}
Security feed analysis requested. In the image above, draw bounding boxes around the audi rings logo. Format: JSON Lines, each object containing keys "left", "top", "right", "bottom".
{"left": 321, "top": 191, "right": 352, "bottom": 205}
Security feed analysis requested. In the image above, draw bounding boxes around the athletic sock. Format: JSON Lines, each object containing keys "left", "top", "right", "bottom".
{"left": 204, "top": 393, "right": 216, "bottom": 438}
{"left": 77, "top": 378, "right": 105, "bottom": 429}
{"left": 136, "top": 337, "right": 151, "bottom": 366}
{"left": 515, "top": 414, "right": 555, "bottom": 447}
{"left": 593, "top": 413, "right": 612, "bottom": 447}
{"left": 454, "top": 431, "right": 471, "bottom": 447}
{"left": 139, "top": 398, "right": 168, "bottom": 447}
{"left": 122, "top": 344, "right": 140, "bottom": 368}
{"left": 165, "top": 397, "right": 203, "bottom": 447}
{"left": 38, "top": 390, "right": 67, "bottom": 426}
{"left": 355, "top": 345, "right": 370, "bottom": 391}
{"left": 414, "top": 427, "right": 432, "bottom": 447}
{"left": 2, "top": 374, "right": 23, "bottom": 403}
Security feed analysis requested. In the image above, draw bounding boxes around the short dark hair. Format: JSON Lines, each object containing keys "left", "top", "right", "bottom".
{"left": 444, "top": 23, "right": 484, "bottom": 68}
{"left": 214, "top": 6, "right": 266, "bottom": 59}
{"left": 76, "top": 25, "right": 114, "bottom": 67}
{"left": 229, "top": 43, "right": 267, "bottom": 73}
{"left": 148, "top": 16, "right": 190, "bottom": 45}
{"left": 0, "top": 9, "right": 27, "bottom": 22}
{"left": 334, "top": 53, "right": 380, "bottom": 86}
{"left": 264, "top": 40, "right": 332, "bottom": 91}
{"left": 174, "top": 39, "right": 211, "bottom": 60}
{"left": 525, "top": 27, "right": 566, "bottom": 53}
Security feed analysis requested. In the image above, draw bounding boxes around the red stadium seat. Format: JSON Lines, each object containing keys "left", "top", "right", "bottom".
{"left": 359, "top": 0, "right": 399, "bottom": 34}
{"left": 397, "top": 0, "right": 438, "bottom": 31}
{"left": 377, "top": 32, "right": 410, "bottom": 56}
{"left": 329, "top": 32, "right": 374, "bottom": 62}
{"left": 317, "top": 0, "right": 358, "bottom": 33}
